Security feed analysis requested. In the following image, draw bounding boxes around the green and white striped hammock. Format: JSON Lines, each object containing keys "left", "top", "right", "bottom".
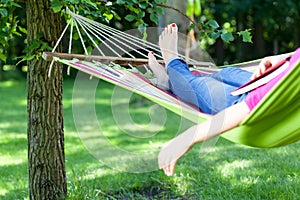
{"left": 44, "top": 10, "right": 300, "bottom": 148}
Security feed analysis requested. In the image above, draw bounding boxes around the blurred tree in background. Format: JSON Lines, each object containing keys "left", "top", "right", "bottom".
{"left": 203, "top": 0, "right": 300, "bottom": 63}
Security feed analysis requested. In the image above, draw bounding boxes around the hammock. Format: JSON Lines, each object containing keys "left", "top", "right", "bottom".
{"left": 44, "top": 10, "right": 300, "bottom": 148}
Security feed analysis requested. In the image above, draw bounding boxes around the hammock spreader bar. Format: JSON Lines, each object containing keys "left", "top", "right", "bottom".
{"left": 42, "top": 52, "right": 213, "bottom": 68}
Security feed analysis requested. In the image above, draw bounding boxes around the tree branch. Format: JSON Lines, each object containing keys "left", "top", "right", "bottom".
{"left": 157, "top": 3, "right": 198, "bottom": 28}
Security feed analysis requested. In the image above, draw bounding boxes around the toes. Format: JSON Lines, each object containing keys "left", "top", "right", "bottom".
{"left": 148, "top": 51, "right": 155, "bottom": 57}
{"left": 159, "top": 24, "right": 175, "bottom": 44}
{"left": 166, "top": 24, "right": 172, "bottom": 34}
{"left": 171, "top": 23, "right": 178, "bottom": 34}
{"left": 148, "top": 51, "right": 156, "bottom": 63}
{"left": 162, "top": 23, "right": 177, "bottom": 36}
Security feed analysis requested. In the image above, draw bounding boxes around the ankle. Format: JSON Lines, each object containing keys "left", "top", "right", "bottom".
{"left": 166, "top": 56, "right": 180, "bottom": 66}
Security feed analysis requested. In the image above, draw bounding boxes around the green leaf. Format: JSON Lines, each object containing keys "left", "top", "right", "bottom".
{"left": 1, "top": 0, "right": 9, "bottom": 4}
{"left": 73, "top": 32, "right": 79, "bottom": 40}
{"left": 221, "top": 32, "right": 234, "bottom": 43}
{"left": 52, "top": 6, "right": 63, "bottom": 13}
{"left": 11, "top": 2, "right": 22, "bottom": 8}
{"left": 194, "top": 0, "right": 202, "bottom": 16}
{"left": 50, "top": 0, "right": 63, "bottom": 13}
{"left": 199, "top": 30, "right": 206, "bottom": 37}
{"left": 137, "top": 11, "right": 145, "bottom": 19}
{"left": 111, "top": 11, "right": 121, "bottom": 20}
{"left": 210, "top": 31, "right": 220, "bottom": 40}
{"left": 51, "top": 0, "right": 61, "bottom": 7}
{"left": 16, "top": 55, "right": 36, "bottom": 66}
{"left": 26, "top": 55, "right": 36, "bottom": 61}
{"left": 238, "top": 30, "right": 253, "bottom": 43}
{"left": 139, "top": 2, "right": 148, "bottom": 9}
{"left": 18, "top": 26, "right": 27, "bottom": 34}
{"left": 186, "top": 0, "right": 193, "bottom": 17}
{"left": 138, "top": 23, "right": 146, "bottom": 34}
{"left": 69, "top": 0, "right": 80, "bottom": 4}
{"left": 150, "top": 13, "right": 158, "bottom": 23}
{"left": 125, "top": 14, "right": 136, "bottom": 22}
{"left": 155, "top": 7, "right": 164, "bottom": 15}
{"left": 103, "top": 13, "right": 113, "bottom": 21}
{"left": 0, "top": 53, "right": 6, "bottom": 62}
{"left": 84, "top": 0, "right": 98, "bottom": 9}
{"left": 207, "top": 20, "right": 219, "bottom": 29}
{"left": 116, "top": 0, "right": 125, "bottom": 4}
{"left": 188, "top": 24, "right": 195, "bottom": 32}
{"left": 0, "top": 8, "right": 8, "bottom": 17}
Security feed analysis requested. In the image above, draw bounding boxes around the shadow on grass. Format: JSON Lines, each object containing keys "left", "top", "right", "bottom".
{"left": 64, "top": 134, "right": 299, "bottom": 199}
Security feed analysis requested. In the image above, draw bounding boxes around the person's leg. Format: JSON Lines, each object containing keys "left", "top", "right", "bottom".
{"left": 148, "top": 51, "right": 169, "bottom": 90}
{"left": 209, "top": 67, "right": 252, "bottom": 87}
{"left": 157, "top": 23, "right": 245, "bottom": 114}
{"left": 167, "top": 59, "right": 243, "bottom": 114}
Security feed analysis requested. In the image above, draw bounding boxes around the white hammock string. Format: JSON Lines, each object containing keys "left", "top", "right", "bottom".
{"left": 72, "top": 13, "right": 151, "bottom": 58}
{"left": 69, "top": 11, "right": 163, "bottom": 59}
{"left": 48, "top": 9, "right": 213, "bottom": 71}
{"left": 52, "top": 20, "right": 71, "bottom": 53}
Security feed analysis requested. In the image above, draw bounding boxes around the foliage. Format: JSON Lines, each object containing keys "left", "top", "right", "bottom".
{"left": 50, "top": 0, "right": 250, "bottom": 46}
{"left": 184, "top": 0, "right": 252, "bottom": 45}
{"left": 2, "top": 0, "right": 300, "bottom": 67}
{"left": 198, "top": 19, "right": 252, "bottom": 44}
{"left": 17, "top": 34, "right": 52, "bottom": 66}
{"left": 0, "top": 0, "right": 23, "bottom": 62}
{"left": 186, "top": 0, "right": 202, "bottom": 16}
{"left": 50, "top": 0, "right": 166, "bottom": 33}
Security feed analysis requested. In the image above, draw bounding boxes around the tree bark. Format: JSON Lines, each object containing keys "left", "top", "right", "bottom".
{"left": 27, "top": 0, "right": 67, "bottom": 199}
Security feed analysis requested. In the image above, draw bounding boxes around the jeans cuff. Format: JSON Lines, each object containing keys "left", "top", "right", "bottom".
{"left": 166, "top": 56, "right": 180, "bottom": 70}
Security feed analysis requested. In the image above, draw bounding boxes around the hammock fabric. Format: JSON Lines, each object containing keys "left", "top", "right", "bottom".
{"left": 45, "top": 10, "right": 300, "bottom": 148}
{"left": 52, "top": 54, "right": 300, "bottom": 148}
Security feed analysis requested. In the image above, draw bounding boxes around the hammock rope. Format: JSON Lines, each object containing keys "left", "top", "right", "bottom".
{"left": 44, "top": 9, "right": 300, "bottom": 148}
{"left": 69, "top": 10, "right": 163, "bottom": 59}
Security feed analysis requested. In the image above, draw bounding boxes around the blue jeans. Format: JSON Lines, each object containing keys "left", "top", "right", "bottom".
{"left": 167, "top": 59, "right": 252, "bottom": 114}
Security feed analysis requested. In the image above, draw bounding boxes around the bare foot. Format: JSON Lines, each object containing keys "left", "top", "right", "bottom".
{"left": 159, "top": 23, "right": 179, "bottom": 63}
{"left": 148, "top": 51, "right": 169, "bottom": 89}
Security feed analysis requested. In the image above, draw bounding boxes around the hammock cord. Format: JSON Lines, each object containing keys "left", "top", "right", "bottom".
{"left": 52, "top": 20, "right": 71, "bottom": 53}
{"left": 74, "top": 19, "right": 89, "bottom": 55}
{"left": 48, "top": 8, "right": 215, "bottom": 77}
{"left": 75, "top": 17, "right": 106, "bottom": 56}
{"left": 67, "top": 19, "right": 74, "bottom": 75}
{"left": 68, "top": 10, "right": 204, "bottom": 65}
{"left": 69, "top": 11, "right": 163, "bottom": 59}
{"left": 48, "top": 20, "right": 71, "bottom": 77}
{"left": 72, "top": 13, "right": 152, "bottom": 59}
{"left": 68, "top": 19, "right": 74, "bottom": 54}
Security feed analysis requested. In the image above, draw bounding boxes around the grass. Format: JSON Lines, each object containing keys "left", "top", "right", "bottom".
{"left": 0, "top": 78, "right": 299, "bottom": 200}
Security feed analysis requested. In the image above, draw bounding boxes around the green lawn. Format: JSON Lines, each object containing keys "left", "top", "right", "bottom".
{"left": 0, "top": 78, "right": 299, "bottom": 200}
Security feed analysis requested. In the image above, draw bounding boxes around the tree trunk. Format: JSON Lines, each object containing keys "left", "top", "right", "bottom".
{"left": 26, "top": 0, "right": 67, "bottom": 199}
{"left": 295, "top": 19, "right": 300, "bottom": 47}
{"left": 253, "top": 21, "right": 265, "bottom": 57}
{"left": 215, "top": 38, "right": 225, "bottom": 65}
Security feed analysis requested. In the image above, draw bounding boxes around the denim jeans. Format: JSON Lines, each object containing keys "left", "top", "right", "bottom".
{"left": 167, "top": 59, "right": 252, "bottom": 114}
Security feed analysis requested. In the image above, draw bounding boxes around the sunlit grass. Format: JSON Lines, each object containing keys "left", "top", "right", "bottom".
{"left": 0, "top": 79, "right": 299, "bottom": 199}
